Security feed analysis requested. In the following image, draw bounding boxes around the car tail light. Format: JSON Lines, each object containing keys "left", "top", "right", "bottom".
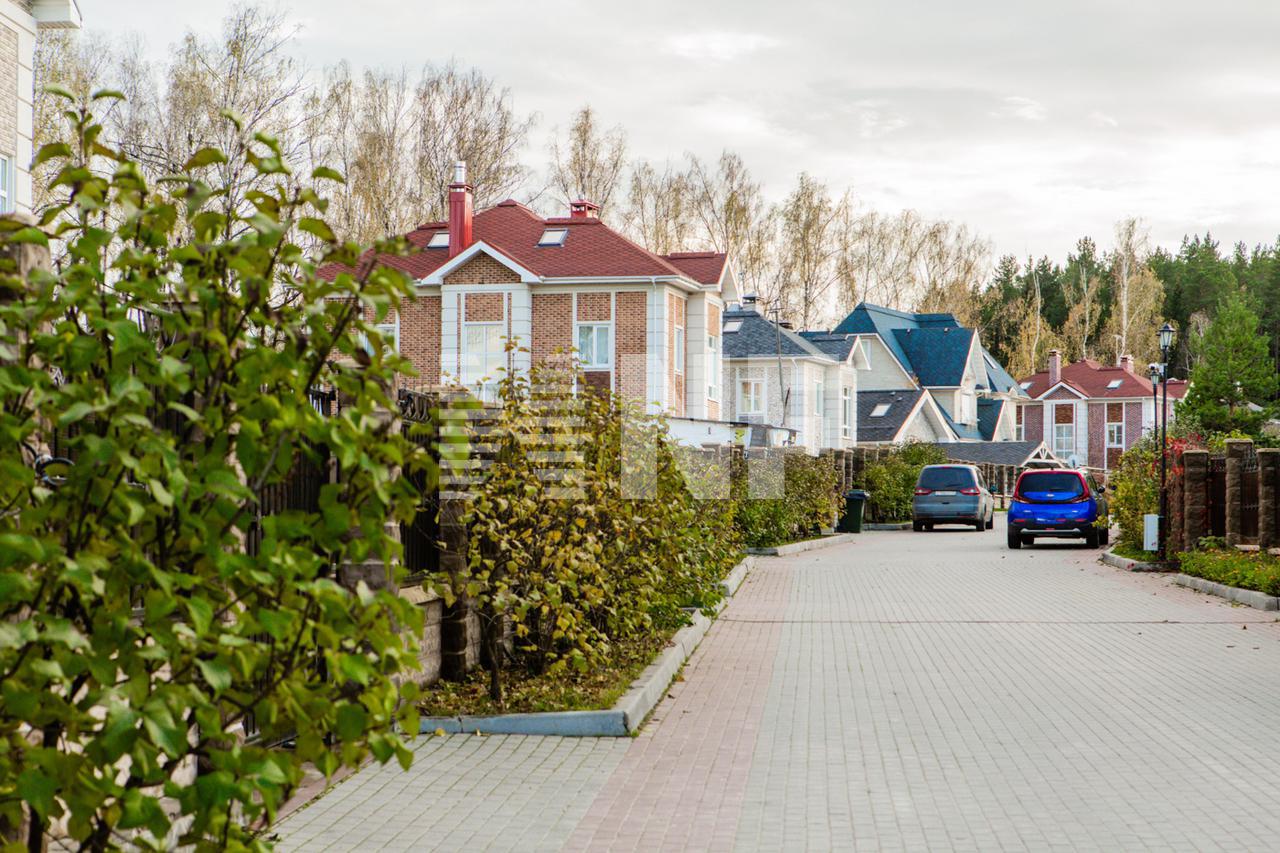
{"left": 960, "top": 487, "right": 980, "bottom": 496}
{"left": 1070, "top": 492, "right": 1090, "bottom": 503}
{"left": 914, "top": 488, "right": 932, "bottom": 496}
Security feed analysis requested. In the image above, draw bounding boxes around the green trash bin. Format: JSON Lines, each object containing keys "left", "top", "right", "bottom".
{"left": 839, "top": 489, "right": 869, "bottom": 533}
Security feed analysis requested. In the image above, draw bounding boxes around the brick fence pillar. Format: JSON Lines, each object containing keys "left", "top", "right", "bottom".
{"left": 1259, "top": 448, "right": 1280, "bottom": 550}
{"left": 1183, "top": 451, "right": 1209, "bottom": 548}
{"left": 438, "top": 495, "right": 472, "bottom": 681}
{"left": 1167, "top": 448, "right": 1185, "bottom": 555}
{"left": 1225, "top": 439, "right": 1252, "bottom": 548}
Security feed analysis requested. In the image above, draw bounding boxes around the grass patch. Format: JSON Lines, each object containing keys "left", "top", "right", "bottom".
{"left": 1179, "top": 548, "right": 1280, "bottom": 596}
{"left": 420, "top": 631, "right": 673, "bottom": 716}
{"left": 1111, "top": 542, "right": 1157, "bottom": 562}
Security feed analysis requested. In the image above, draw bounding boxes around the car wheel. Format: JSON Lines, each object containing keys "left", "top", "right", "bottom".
{"left": 985, "top": 514, "right": 994, "bottom": 530}
{"left": 1085, "top": 528, "right": 1100, "bottom": 548}
{"left": 974, "top": 519, "right": 985, "bottom": 532}
{"left": 925, "top": 523, "right": 934, "bottom": 531}
{"left": 1007, "top": 528, "right": 1022, "bottom": 549}
{"left": 1021, "top": 534, "right": 1034, "bottom": 547}
{"left": 913, "top": 521, "right": 923, "bottom": 532}
{"left": 1101, "top": 526, "right": 1110, "bottom": 545}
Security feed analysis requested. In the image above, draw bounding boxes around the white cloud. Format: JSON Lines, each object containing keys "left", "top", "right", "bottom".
{"left": 994, "top": 96, "right": 1048, "bottom": 122}
{"left": 1089, "top": 110, "right": 1119, "bottom": 128}
{"left": 661, "top": 31, "right": 778, "bottom": 63}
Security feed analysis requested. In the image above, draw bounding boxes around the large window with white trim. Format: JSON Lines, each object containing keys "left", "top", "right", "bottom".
{"left": 841, "top": 387, "right": 853, "bottom": 438}
{"left": 462, "top": 322, "right": 505, "bottom": 402}
{"left": 814, "top": 380, "right": 824, "bottom": 416}
{"left": 706, "top": 335, "right": 720, "bottom": 400}
{"left": 739, "top": 378, "right": 763, "bottom": 415}
{"left": 0, "top": 156, "right": 10, "bottom": 214}
{"left": 575, "top": 323, "right": 612, "bottom": 369}
{"left": 674, "top": 324, "right": 684, "bottom": 374}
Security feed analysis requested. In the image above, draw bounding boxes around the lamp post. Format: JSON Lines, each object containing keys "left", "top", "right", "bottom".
{"left": 1157, "top": 322, "right": 1176, "bottom": 558}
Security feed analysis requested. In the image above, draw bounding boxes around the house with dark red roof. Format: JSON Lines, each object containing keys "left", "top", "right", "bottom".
{"left": 330, "top": 163, "right": 737, "bottom": 419}
{"left": 1017, "top": 350, "right": 1189, "bottom": 471}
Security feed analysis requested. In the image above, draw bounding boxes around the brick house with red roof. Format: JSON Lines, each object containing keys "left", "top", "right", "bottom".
{"left": 1017, "top": 350, "right": 1189, "bottom": 471}
{"left": 332, "top": 164, "right": 737, "bottom": 419}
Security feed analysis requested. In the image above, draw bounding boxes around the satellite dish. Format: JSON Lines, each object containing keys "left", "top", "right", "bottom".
{"left": 1067, "top": 454, "right": 1081, "bottom": 469}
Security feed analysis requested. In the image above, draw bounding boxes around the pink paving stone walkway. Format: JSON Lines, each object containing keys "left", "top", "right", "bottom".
{"left": 562, "top": 562, "right": 794, "bottom": 852}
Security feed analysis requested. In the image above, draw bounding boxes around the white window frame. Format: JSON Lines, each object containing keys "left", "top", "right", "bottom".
{"left": 575, "top": 322, "right": 613, "bottom": 370}
{"left": 1106, "top": 420, "right": 1124, "bottom": 448}
{"left": 814, "top": 380, "right": 824, "bottom": 416}
{"left": 674, "top": 324, "right": 684, "bottom": 374}
{"left": 0, "top": 156, "right": 10, "bottom": 214}
{"left": 1053, "top": 422, "right": 1074, "bottom": 458}
{"left": 841, "top": 386, "right": 852, "bottom": 438}
{"left": 707, "top": 335, "right": 720, "bottom": 400}
{"left": 461, "top": 320, "right": 506, "bottom": 402}
{"left": 739, "top": 378, "right": 764, "bottom": 415}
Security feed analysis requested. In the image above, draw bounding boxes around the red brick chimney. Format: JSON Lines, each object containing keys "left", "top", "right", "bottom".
{"left": 569, "top": 199, "right": 600, "bottom": 219}
{"left": 448, "top": 161, "right": 473, "bottom": 258}
{"left": 1048, "top": 349, "right": 1061, "bottom": 386}
{"left": 1119, "top": 354, "right": 1133, "bottom": 372}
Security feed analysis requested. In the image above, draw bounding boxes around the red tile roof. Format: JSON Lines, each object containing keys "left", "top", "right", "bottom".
{"left": 661, "top": 252, "right": 727, "bottom": 285}
{"left": 321, "top": 201, "right": 725, "bottom": 284}
{"left": 1020, "top": 359, "right": 1190, "bottom": 400}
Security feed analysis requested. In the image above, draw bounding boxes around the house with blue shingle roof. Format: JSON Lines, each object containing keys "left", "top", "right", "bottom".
{"left": 824, "top": 303, "right": 1028, "bottom": 444}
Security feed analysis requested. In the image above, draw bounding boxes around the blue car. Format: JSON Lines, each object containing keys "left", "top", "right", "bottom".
{"left": 1007, "top": 469, "right": 1109, "bottom": 549}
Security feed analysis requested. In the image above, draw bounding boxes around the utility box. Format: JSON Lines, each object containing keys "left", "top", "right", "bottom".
{"left": 1143, "top": 514, "right": 1160, "bottom": 552}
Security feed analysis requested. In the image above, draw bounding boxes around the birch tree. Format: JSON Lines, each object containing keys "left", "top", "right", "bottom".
{"left": 547, "top": 105, "right": 627, "bottom": 218}
{"left": 770, "top": 172, "right": 852, "bottom": 328}
{"left": 686, "top": 151, "right": 776, "bottom": 299}
{"left": 622, "top": 160, "right": 696, "bottom": 254}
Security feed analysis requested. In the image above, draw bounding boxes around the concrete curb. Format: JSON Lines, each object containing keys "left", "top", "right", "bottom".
{"left": 865, "top": 522, "right": 912, "bottom": 531}
{"left": 746, "top": 533, "right": 857, "bottom": 557}
{"left": 718, "top": 556, "right": 752, "bottom": 599}
{"left": 1173, "top": 574, "right": 1280, "bottom": 611}
{"left": 419, "top": 556, "right": 754, "bottom": 738}
{"left": 1101, "top": 549, "right": 1165, "bottom": 573}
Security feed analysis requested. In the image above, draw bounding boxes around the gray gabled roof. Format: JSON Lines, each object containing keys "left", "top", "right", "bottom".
{"left": 798, "top": 331, "right": 861, "bottom": 362}
{"left": 938, "top": 441, "right": 1058, "bottom": 467}
{"left": 722, "top": 306, "right": 831, "bottom": 360}
{"left": 858, "top": 389, "right": 925, "bottom": 443}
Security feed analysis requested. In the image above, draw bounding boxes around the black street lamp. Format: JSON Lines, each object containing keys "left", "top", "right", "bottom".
{"left": 1156, "top": 323, "right": 1176, "bottom": 558}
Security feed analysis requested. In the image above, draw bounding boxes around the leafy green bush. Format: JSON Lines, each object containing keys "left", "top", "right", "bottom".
{"left": 451, "top": 363, "right": 742, "bottom": 703}
{"left": 732, "top": 452, "right": 840, "bottom": 547}
{"left": 0, "top": 95, "right": 424, "bottom": 848}
{"left": 1107, "top": 440, "right": 1159, "bottom": 550}
{"left": 1180, "top": 549, "right": 1280, "bottom": 596}
{"left": 856, "top": 442, "right": 949, "bottom": 523}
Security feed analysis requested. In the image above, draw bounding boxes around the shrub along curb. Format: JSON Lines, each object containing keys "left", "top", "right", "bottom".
{"left": 418, "top": 556, "right": 753, "bottom": 738}
{"left": 1173, "top": 574, "right": 1280, "bottom": 611}
{"left": 1101, "top": 549, "right": 1165, "bottom": 573}
{"left": 745, "top": 532, "right": 857, "bottom": 557}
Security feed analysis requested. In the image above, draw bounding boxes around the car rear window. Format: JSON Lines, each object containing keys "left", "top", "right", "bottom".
{"left": 917, "top": 467, "right": 976, "bottom": 490}
{"left": 1017, "top": 472, "right": 1084, "bottom": 496}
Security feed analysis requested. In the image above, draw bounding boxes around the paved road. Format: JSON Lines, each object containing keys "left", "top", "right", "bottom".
{"left": 275, "top": 518, "right": 1280, "bottom": 851}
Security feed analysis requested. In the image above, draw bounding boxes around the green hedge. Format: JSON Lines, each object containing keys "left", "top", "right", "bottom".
{"left": 1179, "top": 548, "right": 1280, "bottom": 596}
{"left": 855, "top": 442, "right": 950, "bottom": 523}
{"left": 732, "top": 452, "right": 841, "bottom": 548}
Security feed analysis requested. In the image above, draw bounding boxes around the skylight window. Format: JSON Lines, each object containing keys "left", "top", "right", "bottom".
{"left": 426, "top": 232, "right": 449, "bottom": 249}
{"left": 537, "top": 228, "right": 568, "bottom": 247}
{"left": 1019, "top": 381, "right": 1032, "bottom": 390}
{"left": 870, "top": 403, "right": 891, "bottom": 417}
{"left": 1106, "top": 379, "right": 1123, "bottom": 389}
{"left": 723, "top": 320, "right": 743, "bottom": 333}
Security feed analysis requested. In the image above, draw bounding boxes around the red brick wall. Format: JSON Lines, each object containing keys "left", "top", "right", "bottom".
{"left": 1045, "top": 387, "right": 1080, "bottom": 401}
{"left": 1125, "top": 401, "right": 1144, "bottom": 451}
{"left": 1022, "top": 403, "right": 1043, "bottom": 442}
{"left": 1087, "top": 402, "right": 1105, "bottom": 469}
{"left": 444, "top": 254, "right": 519, "bottom": 285}
{"left": 576, "top": 293, "right": 611, "bottom": 322}
{"left": 616, "top": 291, "right": 647, "bottom": 401}
{"left": 532, "top": 293, "right": 572, "bottom": 366}
{"left": 464, "top": 292, "right": 504, "bottom": 322}
{"left": 400, "top": 295, "right": 441, "bottom": 383}
{"left": 707, "top": 302, "right": 721, "bottom": 420}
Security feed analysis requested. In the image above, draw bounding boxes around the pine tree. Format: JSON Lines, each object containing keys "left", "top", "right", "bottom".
{"left": 1181, "top": 293, "right": 1277, "bottom": 434}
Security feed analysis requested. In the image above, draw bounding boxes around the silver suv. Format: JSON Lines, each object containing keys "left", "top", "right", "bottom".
{"left": 912, "top": 464, "right": 995, "bottom": 532}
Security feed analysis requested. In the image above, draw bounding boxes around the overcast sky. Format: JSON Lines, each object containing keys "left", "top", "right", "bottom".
{"left": 86, "top": 0, "right": 1280, "bottom": 264}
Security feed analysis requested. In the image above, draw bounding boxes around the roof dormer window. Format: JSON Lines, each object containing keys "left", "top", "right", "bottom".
{"left": 1019, "top": 381, "right": 1032, "bottom": 390}
{"left": 426, "top": 232, "right": 449, "bottom": 249}
{"left": 723, "top": 320, "right": 742, "bottom": 333}
{"left": 870, "top": 403, "right": 891, "bottom": 417}
{"left": 1106, "top": 379, "right": 1123, "bottom": 389}
{"left": 537, "top": 228, "right": 568, "bottom": 247}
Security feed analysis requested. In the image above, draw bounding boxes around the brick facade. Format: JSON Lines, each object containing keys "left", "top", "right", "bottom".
{"left": 400, "top": 295, "right": 441, "bottom": 383}
{"left": 444, "top": 254, "right": 520, "bottom": 286}
{"left": 668, "top": 292, "right": 686, "bottom": 417}
{"left": 532, "top": 293, "right": 572, "bottom": 366}
{"left": 1022, "top": 403, "right": 1043, "bottom": 443}
{"left": 463, "top": 292, "right": 504, "bottom": 323}
{"left": 1087, "top": 403, "right": 1105, "bottom": 470}
{"left": 576, "top": 292, "right": 611, "bottom": 322}
{"left": 616, "top": 291, "right": 647, "bottom": 401}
